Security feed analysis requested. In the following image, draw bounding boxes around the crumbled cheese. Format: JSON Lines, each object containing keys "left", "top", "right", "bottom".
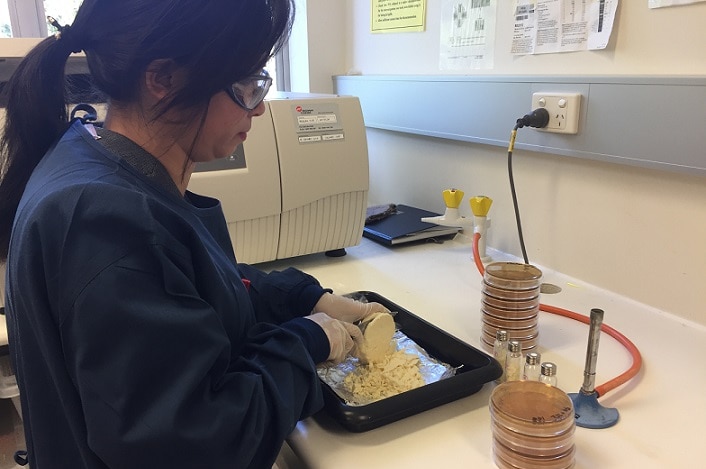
{"left": 343, "top": 349, "right": 425, "bottom": 403}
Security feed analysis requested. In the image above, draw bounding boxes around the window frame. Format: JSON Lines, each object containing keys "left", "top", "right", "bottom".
{"left": 7, "top": 0, "right": 47, "bottom": 37}
{"left": 274, "top": 41, "right": 291, "bottom": 92}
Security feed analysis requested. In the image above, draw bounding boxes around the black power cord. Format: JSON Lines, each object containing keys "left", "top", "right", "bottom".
{"left": 507, "top": 108, "right": 550, "bottom": 265}
{"left": 516, "top": 108, "right": 550, "bottom": 130}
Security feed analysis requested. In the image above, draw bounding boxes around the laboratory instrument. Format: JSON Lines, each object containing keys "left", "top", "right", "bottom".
{"left": 568, "top": 308, "right": 620, "bottom": 429}
{"left": 419, "top": 188, "right": 472, "bottom": 228}
{"left": 188, "top": 93, "right": 369, "bottom": 263}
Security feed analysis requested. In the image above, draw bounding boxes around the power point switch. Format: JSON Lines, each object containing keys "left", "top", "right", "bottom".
{"left": 531, "top": 92, "right": 582, "bottom": 134}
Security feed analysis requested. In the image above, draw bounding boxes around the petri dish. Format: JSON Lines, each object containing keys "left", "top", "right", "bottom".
{"left": 491, "top": 419, "right": 575, "bottom": 457}
{"left": 492, "top": 438, "right": 575, "bottom": 469}
{"left": 482, "top": 294, "right": 540, "bottom": 311}
{"left": 482, "top": 325, "right": 539, "bottom": 342}
{"left": 482, "top": 323, "right": 538, "bottom": 339}
{"left": 482, "top": 303, "right": 540, "bottom": 320}
{"left": 482, "top": 312, "right": 539, "bottom": 330}
{"left": 490, "top": 381, "right": 575, "bottom": 437}
{"left": 480, "top": 303, "right": 539, "bottom": 321}
{"left": 484, "top": 262, "right": 543, "bottom": 290}
{"left": 481, "top": 330, "right": 539, "bottom": 352}
{"left": 482, "top": 280, "right": 540, "bottom": 301}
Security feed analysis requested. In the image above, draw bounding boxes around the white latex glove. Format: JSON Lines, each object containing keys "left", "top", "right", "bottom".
{"left": 313, "top": 293, "right": 391, "bottom": 324}
{"left": 304, "top": 312, "right": 363, "bottom": 363}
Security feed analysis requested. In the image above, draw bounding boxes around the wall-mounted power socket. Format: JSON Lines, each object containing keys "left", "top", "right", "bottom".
{"left": 531, "top": 92, "right": 582, "bottom": 134}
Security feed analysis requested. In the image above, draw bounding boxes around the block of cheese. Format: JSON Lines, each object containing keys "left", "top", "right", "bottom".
{"left": 356, "top": 312, "right": 395, "bottom": 365}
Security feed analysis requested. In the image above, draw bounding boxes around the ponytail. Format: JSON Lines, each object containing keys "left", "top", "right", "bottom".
{"left": 0, "top": 36, "right": 75, "bottom": 261}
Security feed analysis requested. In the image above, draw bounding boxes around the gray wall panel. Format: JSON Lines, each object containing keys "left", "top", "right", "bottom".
{"left": 334, "top": 75, "right": 706, "bottom": 176}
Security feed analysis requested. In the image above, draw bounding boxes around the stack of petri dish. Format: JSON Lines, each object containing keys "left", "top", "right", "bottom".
{"left": 480, "top": 262, "right": 542, "bottom": 353}
{"left": 490, "top": 381, "right": 576, "bottom": 469}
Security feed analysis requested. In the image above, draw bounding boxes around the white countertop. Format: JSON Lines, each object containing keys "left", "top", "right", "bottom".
{"left": 260, "top": 236, "right": 706, "bottom": 469}
{"left": 2, "top": 237, "right": 703, "bottom": 467}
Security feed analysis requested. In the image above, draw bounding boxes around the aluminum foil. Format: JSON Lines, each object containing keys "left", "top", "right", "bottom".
{"left": 317, "top": 330, "right": 456, "bottom": 406}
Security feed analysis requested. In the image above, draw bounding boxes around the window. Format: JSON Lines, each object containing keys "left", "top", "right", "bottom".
{"left": 267, "top": 44, "right": 290, "bottom": 92}
{"left": 43, "top": 1, "right": 82, "bottom": 29}
{"left": 0, "top": 2, "right": 11, "bottom": 38}
{"left": 271, "top": 42, "right": 290, "bottom": 92}
{"left": 0, "top": 0, "right": 80, "bottom": 38}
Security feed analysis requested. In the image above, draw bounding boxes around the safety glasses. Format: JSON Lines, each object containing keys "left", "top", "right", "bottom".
{"left": 224, "top": 70, "right": 272, "bottom": 111}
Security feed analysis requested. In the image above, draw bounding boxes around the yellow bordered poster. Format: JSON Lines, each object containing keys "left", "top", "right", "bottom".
{"left": 371, "top": 0, "right": 426, "bottom": 33}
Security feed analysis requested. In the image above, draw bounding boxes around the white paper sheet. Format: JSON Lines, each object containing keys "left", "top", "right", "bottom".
{"left": 649, "top": 0, "right": 705, "bottom": 8}
{"left": 439, "top": 0, "right": 498, "bottom": 70}
{"left": 511, "top": 0, "right": 619, "bottom": 55}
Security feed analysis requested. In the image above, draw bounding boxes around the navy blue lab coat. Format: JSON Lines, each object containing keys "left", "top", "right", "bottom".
{"left": 4, "top": 121, "right": 330, "bottom": 468}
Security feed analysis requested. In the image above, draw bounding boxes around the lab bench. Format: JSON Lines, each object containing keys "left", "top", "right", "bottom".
{"left": 1, "top": 237, "right": 703, "bottom": 468}
{"left": 259, "top": 237, "right": 705, "bottom": 469}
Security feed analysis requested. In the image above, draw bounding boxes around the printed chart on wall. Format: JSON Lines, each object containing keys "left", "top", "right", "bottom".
{"left": 439, "top": 0, "right": 498, "bottom": 70}
{"left": 371, "top": 0, "right": 427, "bottom": 33}
{"left": 511, "top": 0, "right": 619, "bottom": 55}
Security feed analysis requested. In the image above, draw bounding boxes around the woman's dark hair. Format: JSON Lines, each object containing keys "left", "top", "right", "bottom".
{"left": 0, "top": 0, "right": 294, "bottom": 261}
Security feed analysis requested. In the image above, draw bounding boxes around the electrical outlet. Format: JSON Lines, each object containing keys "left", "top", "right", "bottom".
{"left": 531, "top": 92, "right": 581, "bottom": 134}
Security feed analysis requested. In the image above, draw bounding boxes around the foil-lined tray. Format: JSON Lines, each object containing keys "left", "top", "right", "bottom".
{"left": 318, "top": 329, "right": 457, "bottom": 406}
{"left": 317, "top": 291, "right": 502, "bottom": 432}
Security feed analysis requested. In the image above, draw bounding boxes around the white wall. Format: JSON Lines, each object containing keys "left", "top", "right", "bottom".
{"left": 346, "top": 1, "right": 706, "bottom": 76}
{"left": 289, "top": 0, "right": 347, "bottom": 94}
{"left": 326, "top": 1, "right": 706, "bottom": 326}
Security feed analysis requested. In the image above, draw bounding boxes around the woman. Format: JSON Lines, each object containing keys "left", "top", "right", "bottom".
{"left": 0, "top": 1, "right": 385, "bottom": 467}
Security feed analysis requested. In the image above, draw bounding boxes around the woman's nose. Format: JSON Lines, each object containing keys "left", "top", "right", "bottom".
{"left": 251, "top": 100, "right": 267, "bottom": 117}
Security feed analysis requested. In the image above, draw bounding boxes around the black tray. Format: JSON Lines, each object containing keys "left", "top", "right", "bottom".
{"left": 319, "top": 291, "right": 502, "bottom": 432}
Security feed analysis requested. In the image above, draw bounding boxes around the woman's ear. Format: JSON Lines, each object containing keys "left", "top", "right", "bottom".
{"left": 144, "top": 59, "right": 181, "bottom": 101}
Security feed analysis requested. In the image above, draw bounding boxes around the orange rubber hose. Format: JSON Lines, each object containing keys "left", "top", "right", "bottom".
{"left": 473, "top": 232, "right": 642, "bottom": 397}
{"left": 473, "top": 232, "right": 486, "bottom": 276}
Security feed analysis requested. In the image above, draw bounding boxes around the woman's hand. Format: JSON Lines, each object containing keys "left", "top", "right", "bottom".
{"left": 304, "top": 312, "right": 362, "bottom": 363}
{"left": 313, "top": 293, "right": 391, "bottom": 324}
